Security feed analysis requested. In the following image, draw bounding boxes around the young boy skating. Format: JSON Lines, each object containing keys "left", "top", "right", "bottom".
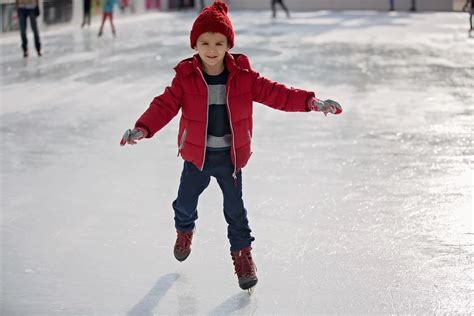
{"left": 120, "top": 1, "right": 342, "bottom": 291}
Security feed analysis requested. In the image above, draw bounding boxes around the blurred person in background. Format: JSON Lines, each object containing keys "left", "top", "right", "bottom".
{"left": 200, "top": 1, "right": 226, "bottom": 13}
{"left": 272, "top": 0, "right": 290, "bottom": 18}
{"left": 82, "top": 0, "right": 92, "bottom": 28}
{"left": 119, "top": 0, "right": 135, "bottom": 13}
{"left": 119, "top": 0, "right": 128, "bottom": 12}
{"left": 390, "top": 0, "right": 416, "bottom": 12}
{"left": 98, "top": 0, "right": 117, "bottom": 37}
{"left": 128, "top": 0, "right": 136, "bottom": 13}
{"left": 463, "top": 0, "right": 473, "bottom": 35}
{"left": 16, "top": 0, "right": 41, "bottom": 57}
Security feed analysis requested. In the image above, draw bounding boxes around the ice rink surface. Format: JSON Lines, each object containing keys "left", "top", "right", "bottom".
{"left": 1, "top": 9, "right": 473, "bottom": 315}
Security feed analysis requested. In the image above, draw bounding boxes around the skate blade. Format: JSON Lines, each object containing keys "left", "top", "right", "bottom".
{"left": 247, "top": 286, "right": 256, "bottom": 295}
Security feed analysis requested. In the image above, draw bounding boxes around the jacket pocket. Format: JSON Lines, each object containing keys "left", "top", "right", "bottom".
{"left": 248, "top": 129, "right": 253, "bottom": 158}
{"left": 177, "top": 128, "right": 187, "bottom": 156}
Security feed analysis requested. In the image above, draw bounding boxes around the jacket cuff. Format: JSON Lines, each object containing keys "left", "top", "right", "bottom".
{"left": 134, "top": 125, "right": 150, "bottom": 138}
{"left": 306, "top": 96, "right": 315, "bottom": 111}
{"left": 307, "top": 91, "right": 316, "bottom": 111}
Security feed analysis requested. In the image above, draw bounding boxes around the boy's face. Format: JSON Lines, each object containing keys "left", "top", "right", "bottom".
{"left": 194, "top": 32, "right": 230, "bottom": 71}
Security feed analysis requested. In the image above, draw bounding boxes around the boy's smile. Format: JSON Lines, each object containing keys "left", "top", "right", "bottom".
{"left": 194, "top": 32, "right": 230, "bottom": 75}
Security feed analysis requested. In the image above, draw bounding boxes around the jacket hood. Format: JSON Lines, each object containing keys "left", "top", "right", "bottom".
{"left": 174, "top": 53, "right": 251, "bottom": 77}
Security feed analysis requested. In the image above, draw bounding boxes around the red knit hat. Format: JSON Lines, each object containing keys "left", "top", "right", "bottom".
{"left": 190, "top": 1, "right": 234, "bottom": 49}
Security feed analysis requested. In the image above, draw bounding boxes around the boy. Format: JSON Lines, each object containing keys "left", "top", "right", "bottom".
{"left": 120, "top": 1, "right": 342, "bottom": 291}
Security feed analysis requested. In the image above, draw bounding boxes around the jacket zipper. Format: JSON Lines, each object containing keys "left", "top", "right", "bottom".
{"left": 177, "top": 128, "right": 187, "bottom": 157}
{"left": 198, "top": 69, "right": 210, "bottom": 171}
{"left": 226, "top": 73, "right": 238, "bottom": 181}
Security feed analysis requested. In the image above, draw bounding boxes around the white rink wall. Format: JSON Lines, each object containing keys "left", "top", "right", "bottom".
{"left": 218, "top": 0, "right": 454, "bottom": 11}
{"left": 0, "top": 0, "right": 461, "bottom": 34}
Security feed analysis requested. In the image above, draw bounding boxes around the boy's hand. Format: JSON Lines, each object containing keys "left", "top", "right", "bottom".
{"left": 309, "top": 97, "right": 343, "bottom": 116}
{"left": 120, "top": 127, "right": 147, "bottom": 146}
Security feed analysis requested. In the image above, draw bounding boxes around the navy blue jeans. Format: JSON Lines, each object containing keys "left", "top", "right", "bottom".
{"left": 18, "top": 8, "right": 41, "bottom": 53}
{"left": 172, "top": 150, "right": 254, "bottom": 252}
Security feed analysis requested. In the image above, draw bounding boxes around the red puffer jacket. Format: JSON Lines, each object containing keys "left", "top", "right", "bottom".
{"left": 135, "top": 53, "right": 315, "bottom": 176}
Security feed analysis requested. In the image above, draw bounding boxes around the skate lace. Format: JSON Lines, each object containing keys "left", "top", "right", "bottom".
{"left": 175, "top": 231, "right": 193, "bottom": 251}
{"left": 232, "top": 251, "right": 255, "bottom": 278}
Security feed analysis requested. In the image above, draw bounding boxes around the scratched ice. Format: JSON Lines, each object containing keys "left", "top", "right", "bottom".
{"left": 1, "top": 10, "right": 473, "bottom": 314}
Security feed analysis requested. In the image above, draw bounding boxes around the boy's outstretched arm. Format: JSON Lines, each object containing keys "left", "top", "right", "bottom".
{"left": 251, "top": 71, "right": 342, "bottom": 115}
{"left": 120, "top": 75, "right": 183, "bottom": 146}
{"left": 251, "top": 72, "right": 314, "bottom": 112}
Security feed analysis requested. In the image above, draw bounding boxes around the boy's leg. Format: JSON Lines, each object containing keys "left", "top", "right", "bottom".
{"left": 172, "top": 161, "right": 211, "bottom": 232}
{"left": 18, "top": 9, "right": 28, "bottom": 54}
{"left": 29, "top": 10, "right": 41, "bottom": 54}
{"left": 211, "top": 154, "right": 254, "bottom": 252}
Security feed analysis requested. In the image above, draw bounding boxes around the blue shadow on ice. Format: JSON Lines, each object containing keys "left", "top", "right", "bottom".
{"left": 208, "top": 292, "right": 254, "bottom": 316}
{"left": 127, "top": 273, "right": 180, "bottom": 316}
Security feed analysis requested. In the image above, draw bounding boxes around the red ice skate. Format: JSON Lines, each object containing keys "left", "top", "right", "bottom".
{"left": 174, "top": 229, "right": 194, "bottom": 262}
{"left": 231, "top": 246, "right": 258, "bottom": 290}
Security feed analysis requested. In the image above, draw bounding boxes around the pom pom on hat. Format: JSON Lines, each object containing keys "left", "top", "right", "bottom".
{"left": 212, "top": 1, "right": 228, "bottom": 14}
{"left": 190, "top": 1, "right": 234, "bottom": 49}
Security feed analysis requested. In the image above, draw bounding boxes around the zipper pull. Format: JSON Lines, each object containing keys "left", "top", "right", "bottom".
{"left": 232, "top": 172, "right": 237, "bottom": 187}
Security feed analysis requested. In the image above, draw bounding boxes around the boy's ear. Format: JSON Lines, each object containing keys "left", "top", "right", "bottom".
{"left": 193, "top": 46, "right": 198, "bottom": 52}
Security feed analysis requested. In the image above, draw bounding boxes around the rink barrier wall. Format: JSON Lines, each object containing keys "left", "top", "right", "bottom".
{"left": 0, "top": 0, "right": 461, "bottom": 33}
{"left": 223, "top": 0, "right": 454, "bottom": 12}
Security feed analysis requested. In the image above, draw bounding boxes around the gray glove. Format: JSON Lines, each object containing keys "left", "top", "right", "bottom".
{"left": 120, "top": 127, "right": 147, "bottom": 146}
{"left": 309, "top": 97, "right": 343, "bottom": 115}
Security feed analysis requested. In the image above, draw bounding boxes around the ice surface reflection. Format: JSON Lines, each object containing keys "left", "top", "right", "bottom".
{"left": 1, "top": 10, "right": 472, "bottom": 314}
